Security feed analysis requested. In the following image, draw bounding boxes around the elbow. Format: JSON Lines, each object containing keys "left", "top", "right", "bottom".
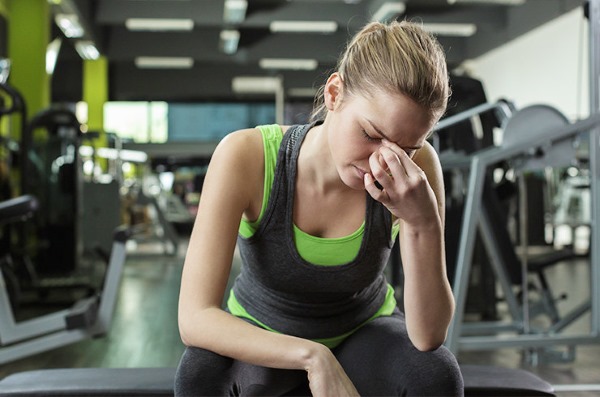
{"left": 413, "top": 338, "right": 445, "bottom": 352}
{"left": 177, "top": 308, "right": 207, "bottom": 348}
{"left": 178, "top": 317, "right": 195, "bottom": 347}
{"left": 409, "top": 330, "right": 448, "bottom": 352}
{"left": 177, "top": 305, "right": 221, "bottom": 348}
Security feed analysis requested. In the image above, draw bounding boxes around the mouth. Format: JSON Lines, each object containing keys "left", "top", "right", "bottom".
{"left": 354, "top": 165, "right": 368, "bottom": 179}
{"left": 354, "top": 165, "right": 384, "bottom": 190}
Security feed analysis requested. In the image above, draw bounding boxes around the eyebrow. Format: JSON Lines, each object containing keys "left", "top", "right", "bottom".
{"left": 366, "top": 119, "right": 424, "bottom": 151}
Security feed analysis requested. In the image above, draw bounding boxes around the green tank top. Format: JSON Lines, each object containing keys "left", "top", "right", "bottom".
{"left": 232, "top": 124, "right": 400, "bottom": 348}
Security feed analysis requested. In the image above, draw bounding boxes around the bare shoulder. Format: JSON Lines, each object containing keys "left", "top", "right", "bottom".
{"left": 215, "top": 127, "right": 263, "bottom": 159}
{"left": 413, "top": 141, "right": 442, "bottom": 176}
{"left": 413, "top": 141, "right": 445, "bottom": 220}
{"left": 206, "top": 128, "right": 265, "bottom": 196}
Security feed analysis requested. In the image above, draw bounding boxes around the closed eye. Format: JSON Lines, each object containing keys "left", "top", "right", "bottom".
{"left": 362, "top": 130, "right": 379, "bottom": 142}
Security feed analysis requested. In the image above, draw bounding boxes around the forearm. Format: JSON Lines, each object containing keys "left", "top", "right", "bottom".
{"left": 179, "top": 306, "right": 329, "bottom": 373}
{"left": 400, "top": 221, "right": 455, "bottom": 351}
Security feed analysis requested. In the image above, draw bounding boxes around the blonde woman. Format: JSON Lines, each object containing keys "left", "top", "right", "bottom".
{"left": 176, "top": 20, "right": 464, "bottom": 397}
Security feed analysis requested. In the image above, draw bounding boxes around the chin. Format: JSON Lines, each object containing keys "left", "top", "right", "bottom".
{"left": 341, "top": 175, "right": 366, "bottom": 191}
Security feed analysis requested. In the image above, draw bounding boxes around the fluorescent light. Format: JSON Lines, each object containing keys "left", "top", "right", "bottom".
{"left": 422, "top": 23, "right": 477, "bottom": 37}
{"left": 259, "top": 58, "right": 318, "bottom": 71}
{"left": 135, "top": 57, "right": 194, "bottom": 69}
{"left": 55, "top": 13, "right": 84, "bottom": 38}
{"left": 269, "top": 21, "right": 338, "bottom": 34}
{"left": 224, "top": 0, "right": 247, "bottom": 24}
{"left": 125, "top": 18, "right": 194, "bottom": 31}
{"left": 75, "top": 40, "right": 100, "bottom": 60}
{"left": 46, "top": 37, "right": 62, "bottom": 74}
{"left": 220, "top": 29, "right": 240, "bottom": 54}
{"left": 287, "top": 87, "right": 317, "bottom": 97}
{"left": 232, "top": 76, "right": 282, "bottom": 94}
{"left": 371, "top": 2, "right": 406, "bottom": 22}
{"left": 80, "top": 146, "right": 148, "bottom": 163}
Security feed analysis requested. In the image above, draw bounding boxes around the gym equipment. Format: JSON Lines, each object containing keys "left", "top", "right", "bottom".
{"left": 21, "top": 107, "right": 85, "bottom": 275}
{"left": 0, "top": 194, "right": 131, "bottom": 365}
{"left": 0, "top": 364, "right": 555, "bottom": 396}
{"left": 437, "top": 101, "right": 600, "bottom": 357}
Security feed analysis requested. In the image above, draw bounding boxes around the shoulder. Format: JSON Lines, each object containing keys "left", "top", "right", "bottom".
{"left": 413, "top": 141, "right": 445, "bottom": 220}
{"left": 211, "top": 124, "right": 295, "bottom": 168}
{"left": 207, "top": 128, "right": 265, "bottom": 187}
{"left": 412, "top": 141, "right": 442, "bottom": 178}
{"left": 216, "top": 127, "right": 263, "bottom": 155}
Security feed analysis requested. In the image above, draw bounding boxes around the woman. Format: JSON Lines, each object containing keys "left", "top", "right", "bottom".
{"left": 176, "top": 20, "right": 464, "bottom": 397}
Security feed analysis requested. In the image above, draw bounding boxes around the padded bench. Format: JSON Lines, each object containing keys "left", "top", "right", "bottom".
{"left": 0, "top": 365, "right": 555, "bottom": 396}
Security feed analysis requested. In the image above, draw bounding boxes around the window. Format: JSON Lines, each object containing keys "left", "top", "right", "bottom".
{"left": 104, "top": 101, "right": 168, "bottom": 143}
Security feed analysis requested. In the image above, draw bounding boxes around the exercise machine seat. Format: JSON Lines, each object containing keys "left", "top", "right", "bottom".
{"left": 0, "top": 365, "right": 555, "bottom": 396}
{"left": 460, "top": 364, "right": 555, "bottom": 396}
{"left": 0, "top": 368, "right": 176, "bottom": 396}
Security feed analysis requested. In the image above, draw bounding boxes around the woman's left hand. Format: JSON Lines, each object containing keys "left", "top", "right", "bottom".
{"left": 364, "top": 139, "right": 440, "bottom": 229}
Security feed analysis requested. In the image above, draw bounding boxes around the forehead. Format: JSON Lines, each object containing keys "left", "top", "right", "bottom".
{"left": 351, "top": 90, "right": 434, "bottom": 144}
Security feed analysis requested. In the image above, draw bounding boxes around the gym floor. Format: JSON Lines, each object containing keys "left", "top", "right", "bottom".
{"left": 0, "top": 238, "right": 599, "bottom": 396}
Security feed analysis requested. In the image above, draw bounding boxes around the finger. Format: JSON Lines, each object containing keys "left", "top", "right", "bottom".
{"left": 368, "top": 151, "right": 394, "bottom": 190}
{"left": 364, "top": 173, "right": 388, "bottom": 202}
{"left": 377, "top": 146, "right": 408, "bottom": 182}
{"left": 380, "top": 144, "right": 422, "bottom": 177}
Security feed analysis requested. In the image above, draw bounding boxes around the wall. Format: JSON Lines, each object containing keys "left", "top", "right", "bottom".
{"left": 466, "top": 7, "right": 590, "bottom": 121}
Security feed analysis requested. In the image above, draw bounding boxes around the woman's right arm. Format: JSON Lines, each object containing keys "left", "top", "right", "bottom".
{"left": 177, "top": 128, "right": 358, "bottom": 396}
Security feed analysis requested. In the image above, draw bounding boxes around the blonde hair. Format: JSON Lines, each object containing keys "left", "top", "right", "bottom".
{"left": 311, "top": 20, "right": 450, "bottom": 123}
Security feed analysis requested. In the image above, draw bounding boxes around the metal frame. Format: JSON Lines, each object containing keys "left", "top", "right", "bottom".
{"left": 443, "top": 112, "right": 600, "bottom": 352}
{"left": 0, "top": 228, "right": 129, "bottom": 365}
{"left": 439, "top": 0, "right": 600, "bottom": 354}
{"left": 588, "top": 0, "right": 600, "bottom": 345}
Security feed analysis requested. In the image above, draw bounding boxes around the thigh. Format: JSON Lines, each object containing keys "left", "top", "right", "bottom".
{"left": 333, "top": 309, "right": 464, "bottom": 397}
{"left": 174, "top": 346, "right": 307, "bottom": 397}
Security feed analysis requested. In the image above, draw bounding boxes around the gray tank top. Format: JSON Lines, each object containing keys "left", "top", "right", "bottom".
{"left": 232, "top": 123, "right": 395, "bottom": 339}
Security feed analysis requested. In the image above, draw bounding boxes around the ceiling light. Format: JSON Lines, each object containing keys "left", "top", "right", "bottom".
{"left": 224, "top": 0, "right": 247, "bottom": 24}
{"left": 371, "top": 2, "right": 406, "bottom": 22}
{"left": 135, "top": 57, "right": 194, "bottom": 69}
{"left": 46, "top": 37, "right": 62, "bottom": 74}
{"left": 125, "top": 18, "right": 194, "bottom": 31}
{"left": 55, "top": 13, "right": 84, "bottom": 38}
{"left": 220, "top": 29, "right": 240, "bottom": 54}
{"left": 287, "top": 87, "right": 317, "bottom": 97}
{"left": 259, "top": 58, "right": 318, "bottom": 70}
{"left": 269, "top": 21, "right": 338, "bottom": 34}
{"left": 232, "top": 76, "right": 282, "bottom": 94}
{"left": 75, "top": 40, "right": 100, "bottom": 60}
{"left": 422, "top": 23, "right": 477, "bottom": 37}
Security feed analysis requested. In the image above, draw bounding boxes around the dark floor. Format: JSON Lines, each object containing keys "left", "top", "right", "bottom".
{"left": 1, "top": 237, "right": 599, "bottom": 396}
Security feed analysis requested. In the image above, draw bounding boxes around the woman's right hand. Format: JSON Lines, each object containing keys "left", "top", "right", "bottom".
{"left": 306, "top": 345, "right": 360, "bottom": 397}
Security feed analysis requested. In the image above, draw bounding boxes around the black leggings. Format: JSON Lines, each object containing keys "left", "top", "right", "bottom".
{"left": 175, "top": 310, "right": 464, "bottom": 396}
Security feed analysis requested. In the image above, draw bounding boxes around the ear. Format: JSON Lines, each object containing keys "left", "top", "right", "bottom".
{"left": 324, "top": 72, "right": 343, "bottom": 111}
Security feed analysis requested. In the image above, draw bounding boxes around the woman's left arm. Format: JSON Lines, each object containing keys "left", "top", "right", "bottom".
{"left": 364, "top": 140, "right": 454, "bottom": 351}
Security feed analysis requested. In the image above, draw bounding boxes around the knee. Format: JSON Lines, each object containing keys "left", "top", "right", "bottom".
{"left": 404, "top": 346, "right": 464, "bottom": 397}
{"left": 174, "top": 346, "right": 232, "bottom": 396}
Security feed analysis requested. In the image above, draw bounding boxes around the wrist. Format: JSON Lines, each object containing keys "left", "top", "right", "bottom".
{"left": 402, "top": 215, "right": 442, "bottom": 234}
{"left": 302, "top": 342, "right": 332, "bottom": 374}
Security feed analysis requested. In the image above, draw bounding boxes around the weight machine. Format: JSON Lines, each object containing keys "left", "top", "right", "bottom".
{"left": 0, "top": 195, "right": 130, "bottom": 365}
{"left": 439, "top": 0, "right": 600, "bottom": 360}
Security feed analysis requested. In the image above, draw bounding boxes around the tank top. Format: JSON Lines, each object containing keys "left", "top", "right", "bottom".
{"left": 229, "top": 123, "right": 398, "bottom": 347}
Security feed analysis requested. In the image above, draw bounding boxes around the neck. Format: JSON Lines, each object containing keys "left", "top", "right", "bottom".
{"left": 297, "top": 122, "right": 347, "bottom": 194}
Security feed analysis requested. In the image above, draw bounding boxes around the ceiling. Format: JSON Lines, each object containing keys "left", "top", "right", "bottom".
{"left": 50, "top": 0, "right": 584, "bottom": 103}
